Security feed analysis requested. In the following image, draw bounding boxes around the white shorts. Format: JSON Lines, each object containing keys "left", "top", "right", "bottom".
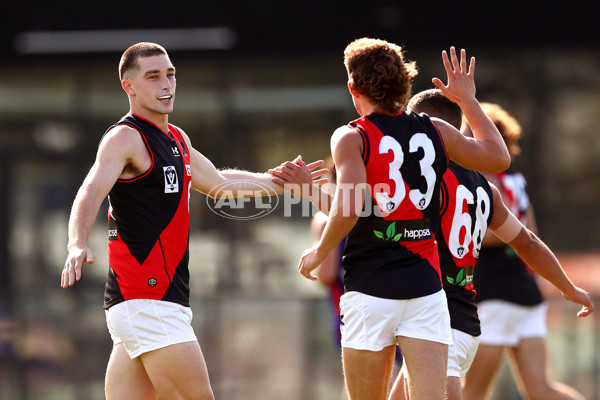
{"left": 339, "top": 290, "right": 453, "bottom": 352}
{"left": 105, "top": 299, "right": 198, "bottom": 359}
{"left": 447, "top": 329, "right": 480, "bottom": 378}
{"left": 477, "top": 300, "right": 547, "bottom": 346}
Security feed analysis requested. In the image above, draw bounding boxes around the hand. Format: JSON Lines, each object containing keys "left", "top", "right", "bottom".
{"left": 61, "top": 246, "right": 94, "bottom": 288}
{"left": 298, "top": 245, "right": 327, "bottom": 281}
{"left": 269, "top": 155, "right": 329, "bottom": 191}
{"left": 432, "top": 47, "right": 476, "bottom": 105}
{"left": 563, "top": 286, "right": 594, "bottom": 317}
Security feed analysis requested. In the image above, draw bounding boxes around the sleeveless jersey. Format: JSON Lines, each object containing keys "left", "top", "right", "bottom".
{"left": 474, "top": 168, "right": 544, "bottom": 305}
{"left": 438, "top": 162, "right": 494, "bottom": 336}
{"left": 103, "top": 114, "right": 192, "bottom": 310}
{"left": 343, "top": 111, "right": 449, "bottom": 299}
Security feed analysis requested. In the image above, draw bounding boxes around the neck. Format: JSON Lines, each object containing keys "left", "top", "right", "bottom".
{"left": 129, "top": 108, "right": 169, "bottom": 132}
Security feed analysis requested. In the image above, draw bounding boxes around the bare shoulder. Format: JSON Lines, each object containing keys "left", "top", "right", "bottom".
{"left": 100, "top": 124, "right": 145, "bottom": 154}
{"left": 98, "top": 124, "right": 151, "bottom": 178}
{"left": 331, "top": 124, "right": 363, "bottom": 149}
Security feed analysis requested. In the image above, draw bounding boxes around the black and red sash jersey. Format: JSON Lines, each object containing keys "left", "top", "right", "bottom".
{"left": 438, "top": 162, "right": 494, "bottom": 336}
{"left": 474, "top": 168, "right": 543, "bottom": 306}
{"left": 103, "top": 114, "right": 192, "bottom": 310}
{"left": 342, "top": 111, "right": 449, "bottom": 300}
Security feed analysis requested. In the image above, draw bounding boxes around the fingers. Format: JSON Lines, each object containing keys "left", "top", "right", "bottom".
{"left": 310, "top": 168, "right": 329, "bottom": 179}
{"left": 431, "top": 77, "right": 446, "bottom": 91}
{"left": 298, "top": 251, "right": 319, "bottom": 281}
{"left": 305, "top": 159, "right": 325, "bottom": 171}
{"left": 311, "top": 177, "right": 329, "bottom": 187}
{"left": 468, "top": 56, "right": 476, "bottom": 76}
{"left": 61, "top": 260, "right": 78, "bottom": 288}
{"left": 459, "top": 48, "right": 466, "bottom": 73}
{"left": 577, "top": 305, "right": 592, "bottom": 317}
{"left": 61, "top": 249, "right": 93, "bottom": 288}
{"left": 441, "top": 50, "right": 453, "bottom": 75}
{"left": 450, "top": 46, "right": 460, "bottom": 72}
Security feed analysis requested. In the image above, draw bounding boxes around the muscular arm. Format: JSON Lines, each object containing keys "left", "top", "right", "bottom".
{"left": 432, "top": 47, "right": 510, "bottom": 173}
{"left": 488, "top": 184, "right": 593, "bottom": 317}
{"left": 298, "top": 126, "right": 365, "bottom": 280}
{"left": 179, "top": 128, "right": 324, "bottom": 197}
{"left": 62, "top": 126, "right": 141, "bottom": 288}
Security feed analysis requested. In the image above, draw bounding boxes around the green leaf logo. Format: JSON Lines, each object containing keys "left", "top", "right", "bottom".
{"left": 447, "top": 276, "right": 455, "bottom": 285}
{"left": 386, "top": 223, "right": 396, "bottom": 239}
{"left": 375, "top": 222, "right": 404, "bottom": 242}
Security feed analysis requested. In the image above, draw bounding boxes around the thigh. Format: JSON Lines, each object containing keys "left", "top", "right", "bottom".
{"left": 342, "top": 345, "right": 396, "bottom": 400}
{"left": 396, "top": 336, "right": 448, "bottom": 400}
{"left": 507, "top": 337, "right": 550, "bottom": 395}
{"left": 446, "top": 376, "right": 462, "bottom": 400}
{"left": 140, "top": 340, "right": 214, "bottom": 400}
{"left": 462, "top": 343, "right": 505, "bottom": 400}
{"left": 388, "top": 364, "right": 409, "bottom": 400}
{"left": 105, "top": 343, "right": 158, "bottom": 400}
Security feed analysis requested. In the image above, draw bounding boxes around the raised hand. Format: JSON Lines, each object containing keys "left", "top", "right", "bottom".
{"left": 432, "top": 47, "right": 476, "bottom": 105}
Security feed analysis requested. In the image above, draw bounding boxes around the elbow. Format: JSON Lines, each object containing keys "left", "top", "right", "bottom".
{"left": 488, "top": 152, "right": 511, "bottom": 173}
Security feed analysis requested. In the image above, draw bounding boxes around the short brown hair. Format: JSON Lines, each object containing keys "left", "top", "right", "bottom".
{"left": 344, "top": 38, "right": 418, "bottom": 114}
{"left": 119, "top": 42, "right": 167, "bottom": 81}
{"left": 408, "top": 89, "right": 462, "bottom": 130}
{"left": 480, "top": 102, "right": 522, "bottom": 157}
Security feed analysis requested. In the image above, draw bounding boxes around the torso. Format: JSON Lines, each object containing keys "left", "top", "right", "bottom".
{"left": 342, "top": 110, "right": 449, "bottom": 299}
{"left": 438, "top": 162, "right": 494, "bottom": 336}
{"left": 103, "top": 114, "right": 193, "bottom": 309}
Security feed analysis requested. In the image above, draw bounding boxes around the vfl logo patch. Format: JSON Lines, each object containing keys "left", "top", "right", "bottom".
{"left": 108, "top": 219, "right": 118, "bottom": 240}
{"left": 164, "top": 166, "right": 179, "bottom": 193}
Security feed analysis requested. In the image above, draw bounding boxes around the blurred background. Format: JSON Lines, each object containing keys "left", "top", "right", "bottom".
{"left": 1, "top": 1, "right": 599, "bottom": 399}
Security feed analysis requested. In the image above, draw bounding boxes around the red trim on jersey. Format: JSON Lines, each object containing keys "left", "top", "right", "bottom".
{"left": 404, "top": 238, "right": 442, "bottom": 280}
{"left": 115, "top": 123, "right": 155, "bottom": 183}
{"left": 131, "top": 113, "right": 175, "bottom": 141}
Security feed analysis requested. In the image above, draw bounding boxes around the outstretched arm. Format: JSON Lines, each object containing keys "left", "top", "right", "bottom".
{"left": 62, "top": 127, "right": 133, "bottom": 288}
{"left": 488, "top": 184, "right": 593, "bottom": 317}
{"left": 179, "top": 128, "right": 327, "bottom": 198}
{"left": 432, "top": 47, "right": 510, "bottom": 173}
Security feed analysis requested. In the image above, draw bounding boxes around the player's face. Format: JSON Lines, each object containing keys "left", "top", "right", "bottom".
{"left": 127, "top": 54, "right": 176, "bottom": 116}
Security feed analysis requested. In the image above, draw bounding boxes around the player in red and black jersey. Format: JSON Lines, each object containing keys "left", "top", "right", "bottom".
{"left": 272, "top": 39, "right": 511, "bottom": 400}
{"left": 61, "top": 42, "right": 327, "bottom": 400}
{"left": 463, "top": 103, "right": 590, "bottom": 400}
{"left": 387, "top": 90, "right": 591, "bottom": 400}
